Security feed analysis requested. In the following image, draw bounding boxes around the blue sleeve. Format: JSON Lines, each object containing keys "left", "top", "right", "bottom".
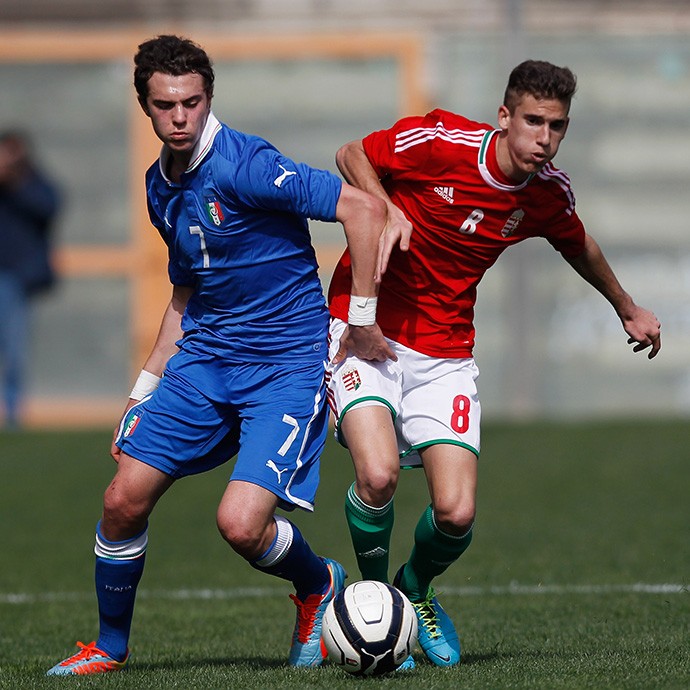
{"left": 229, "top": 140, "right": 342, "bottom": 222}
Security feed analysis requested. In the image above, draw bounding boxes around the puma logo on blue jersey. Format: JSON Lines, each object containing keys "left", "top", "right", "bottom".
{"left": 273, "top": 164, "right": 297, "bottom": 188}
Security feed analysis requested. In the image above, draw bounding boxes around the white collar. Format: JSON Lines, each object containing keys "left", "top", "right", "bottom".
{"left": 477, "top": 129, "right": 533, "bottom": 191}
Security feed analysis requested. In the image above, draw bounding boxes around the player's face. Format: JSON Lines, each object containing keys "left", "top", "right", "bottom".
{"left": 496, "top": 94, "right": 569, "bottom": 182}
{"left": 140, "top": 71, "right": 211, "bottom": 166}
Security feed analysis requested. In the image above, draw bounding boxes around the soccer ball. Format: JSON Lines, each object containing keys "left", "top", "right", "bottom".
{"left": 321, "top": 580, "right": 418, "bottom": 676}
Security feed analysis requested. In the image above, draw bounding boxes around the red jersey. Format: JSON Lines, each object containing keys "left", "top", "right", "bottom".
{"left": 328, "top": 109, "right": 586, "bottom": 358}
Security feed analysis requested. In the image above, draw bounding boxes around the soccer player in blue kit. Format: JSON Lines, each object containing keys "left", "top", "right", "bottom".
{"left": 47, "top": 35, "right": 397, "bottom": 675}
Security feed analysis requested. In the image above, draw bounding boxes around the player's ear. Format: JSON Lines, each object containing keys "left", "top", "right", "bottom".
{"left": 497, "top": 104, "right": 511, "bottom": 132}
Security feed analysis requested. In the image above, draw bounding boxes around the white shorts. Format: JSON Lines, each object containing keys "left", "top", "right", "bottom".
{"left": 326, "top": 319, "right": 481, "bottom": 468}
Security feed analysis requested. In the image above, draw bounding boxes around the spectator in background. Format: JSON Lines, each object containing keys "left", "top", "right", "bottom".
{"left": 0, "top": 130, "right": 60, "bottom": 428}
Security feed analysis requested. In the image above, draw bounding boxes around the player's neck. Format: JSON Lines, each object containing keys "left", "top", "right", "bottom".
{"left": 166, "top": 153, "right": 191, "bottom": 183}
{"left": 494, "top": 133, "right": 530, "bottom": 184}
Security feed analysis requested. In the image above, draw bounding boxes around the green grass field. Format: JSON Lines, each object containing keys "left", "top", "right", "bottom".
{"left": 1, "top": 420, "right": 688, "bottom": 689}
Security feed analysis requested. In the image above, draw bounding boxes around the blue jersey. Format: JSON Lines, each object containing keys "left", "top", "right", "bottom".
{"left": 145, "top": 112, "right": 342, "bottom": 363}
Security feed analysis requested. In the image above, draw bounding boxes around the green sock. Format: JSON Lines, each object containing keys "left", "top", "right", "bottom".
{"left": 399, "top": 504, "right": 473, "bottom": 602}
{"left": 345, "top": 483, "right": 394, "bottom": 582}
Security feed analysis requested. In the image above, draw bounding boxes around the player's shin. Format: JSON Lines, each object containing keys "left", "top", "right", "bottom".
{"left": 399, "top": 505, "right": 472, "bottom": 601}
{"left": 345, "top": 482, "right": 394, "bottom": 582}
{"left": 93, "top": 521, "right": 147, "bottom": 661}
{"left": 250, "top": 515, "right": 329, "bottom": 599}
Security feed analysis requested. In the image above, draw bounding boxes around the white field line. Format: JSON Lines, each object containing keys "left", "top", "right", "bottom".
{"left": 1, "top": 582, "right": 686, "bottom": 605}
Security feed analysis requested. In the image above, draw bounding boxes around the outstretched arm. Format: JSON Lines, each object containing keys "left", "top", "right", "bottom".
{"left": 564, "top": 233, "right": 661, "bottom": 359}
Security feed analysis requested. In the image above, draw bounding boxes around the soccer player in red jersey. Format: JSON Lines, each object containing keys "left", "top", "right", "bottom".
{"left": 326, "top": 60, "right": 661, "bottom": 668}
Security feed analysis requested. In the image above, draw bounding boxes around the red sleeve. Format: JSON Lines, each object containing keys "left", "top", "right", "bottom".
{"left": 543, "top": 207, "right": 586, "bottom": 258}
{"left": 361, "top": 114, "right": 427, "bottom": 178}
{"left": 535, "top": 164, "right": 586, "bottom": 258}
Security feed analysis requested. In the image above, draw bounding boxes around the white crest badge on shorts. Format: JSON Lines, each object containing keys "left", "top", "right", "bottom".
{"left": 342, "top": 367, "right": 362, "bottom": 391}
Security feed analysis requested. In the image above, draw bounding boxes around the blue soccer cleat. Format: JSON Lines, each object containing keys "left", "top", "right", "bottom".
{"left": 394, "top": 565, "right": 461, "bottom": 667}
{"left": 46, "top": 641, "right": 129, "bottom": 676}
{"left": 288, "top": 558, "right": 346, "bottom": 667}
{"left": 410, "top": 590, "right": 461, "bottom": 666}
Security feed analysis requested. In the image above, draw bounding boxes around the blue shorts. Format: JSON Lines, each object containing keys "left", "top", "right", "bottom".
{"left": 115, "top": 346, "right": 329, "bottom": 512}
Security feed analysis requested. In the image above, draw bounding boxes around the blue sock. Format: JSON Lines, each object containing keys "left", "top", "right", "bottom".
{"left": 95, "top": 556, "right": 145, "bottom": 660}
{"left": 251, "top": 516, "right": 329, "bottom": 600}
{"left": 93, "top": 522, "right": 147, "bottom": 661}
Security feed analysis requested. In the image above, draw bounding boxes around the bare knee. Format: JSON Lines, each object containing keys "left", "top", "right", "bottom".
{"left": 432, "top": 500, "right": 475, "bottom": 536}
{"left": 101, "top": 485, "right": 150, "bottom": 539}
{"left": 100, "top": 455, "right": 172, "bottom": 540}
{"left": 217, "top": 509, "right": 266, "bottom": 559}
{"left": 356, "top": 465, "right": 399, "bottom": 507}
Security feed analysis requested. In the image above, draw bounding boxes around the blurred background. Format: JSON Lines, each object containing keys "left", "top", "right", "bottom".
{"left": 0, "top": 0, "right": 688, "bottom": 427}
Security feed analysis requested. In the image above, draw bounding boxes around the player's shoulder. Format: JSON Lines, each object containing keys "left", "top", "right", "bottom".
{"left": 535, "top": 161, "right": 575, "bottom": 194}
{"left": 214, "top": 122, "right": 279, "bottom": 161}
{"left": 209, "top": 124, "right": 286, "bottom": 193}
{"left": 392, "top": 108, "right": 492, "bottom": 153}
{"left": 425, "top": 108, "right": 491, "bottom": 132}
{"left": 532, "top": 162, "right": 577, "bottom": 214}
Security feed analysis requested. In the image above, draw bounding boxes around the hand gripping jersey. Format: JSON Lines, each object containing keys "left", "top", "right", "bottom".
{"left": 328, "top": 109, "right": 586, "bottom": 358}
{"left": 146, "top": 113, "right": 342, "bottom": 363}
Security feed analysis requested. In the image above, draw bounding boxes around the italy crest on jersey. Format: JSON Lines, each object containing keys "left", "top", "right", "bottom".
{"left": 205, "top": 197, "right": 224, "bottom": 226}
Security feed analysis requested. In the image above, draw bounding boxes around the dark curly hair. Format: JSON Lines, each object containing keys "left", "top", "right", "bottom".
{"left": 134, "top": 35, "right": 215, "bottom": 102}
{"left": 503, "top": 60, "right": 577, "bottom": 113}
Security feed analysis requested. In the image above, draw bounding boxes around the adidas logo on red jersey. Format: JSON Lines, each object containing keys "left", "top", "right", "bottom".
{"left": 434, "top": 186, "right": 454, "bottom": 203}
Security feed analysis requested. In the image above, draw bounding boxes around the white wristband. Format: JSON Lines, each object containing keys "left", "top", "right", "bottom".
{"left": 348, "top": 295, "right": 378, "bottom": 326}
{"left": 129, "top": 370, "right": 161, "bottom": 401}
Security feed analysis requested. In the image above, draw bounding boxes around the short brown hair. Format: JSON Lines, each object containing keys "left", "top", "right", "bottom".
{"left": 133, "top": 35, "right": 215, "bottom": 102}
{"left": 503, "top": 60, "right": 577, "bottom": 112}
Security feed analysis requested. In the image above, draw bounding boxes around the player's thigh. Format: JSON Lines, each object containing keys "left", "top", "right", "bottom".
{"left": 102, "top": 452, "right": 175, "bottom": 539}
{"left": 231, "top": 360, "right": 328, "bottom": 512}
{"left": 217, "top": 479, "right": 280, "bottom": 556}
{"left": 341, "top": 404, "right": 401, "bottom": 503}
{"left": 340, "top": 404, "right": 399, "bottom": 469}
{"left": 326, "top": 318, "right": 402, "bottom": 446}
{"left": 421, "top": 443, "right": 478, "bottom": 532}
